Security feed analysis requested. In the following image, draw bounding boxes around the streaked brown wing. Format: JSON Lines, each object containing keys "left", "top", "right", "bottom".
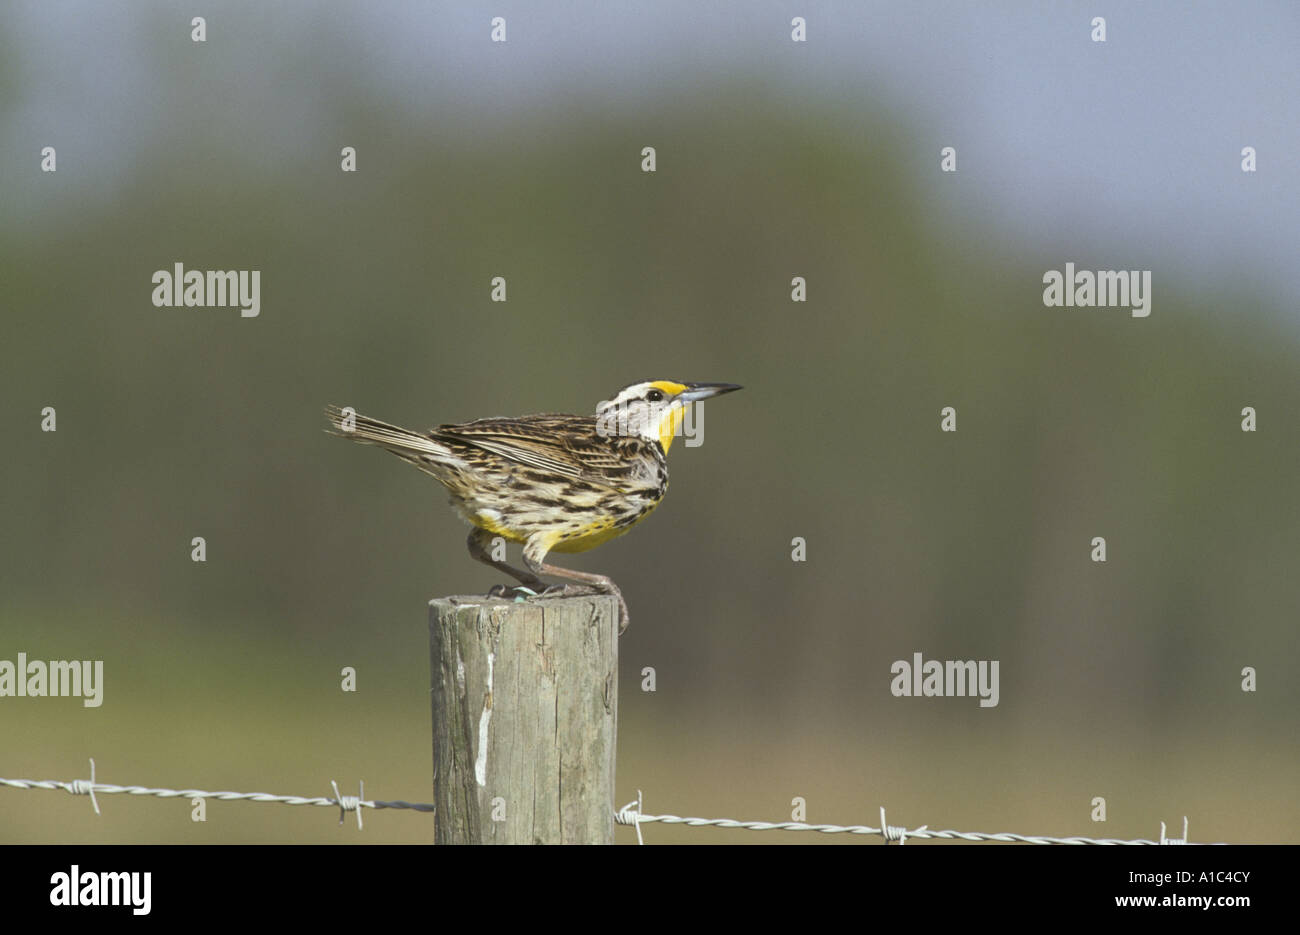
{"left": 432, "top": 414, "right": 627, "bottom": 486}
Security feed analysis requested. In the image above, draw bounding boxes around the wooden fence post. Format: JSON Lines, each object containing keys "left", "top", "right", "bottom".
{"left": 429, "top": 593, "right": 619, "bottom": 844}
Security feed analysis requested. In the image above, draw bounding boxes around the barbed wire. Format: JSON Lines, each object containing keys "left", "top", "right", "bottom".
{"left": 0, "top": 759, "right": 433, "bottom": 830}
{"left": 613, "top": 792, "right": 1215, "bottom": 845}
{"left": 1, "top": 761, "right": 1219, "bottom": 844}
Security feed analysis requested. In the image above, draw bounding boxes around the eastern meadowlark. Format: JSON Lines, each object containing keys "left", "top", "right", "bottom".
{"left": 325, "top": 380, "right": 741, "bottom": 633}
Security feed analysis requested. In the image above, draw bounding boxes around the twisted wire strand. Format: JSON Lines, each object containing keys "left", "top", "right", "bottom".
{"left": 614, "top": 798, "right": 1211, "bottom": 845}
{"left": 0, "top": 772, "right": 435, "bottom": 814}
{"left": 0, "top": 766, "right": 1215, "bottom": 844}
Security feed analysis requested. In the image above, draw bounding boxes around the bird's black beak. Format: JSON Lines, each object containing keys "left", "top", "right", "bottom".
{"left": 679, "top": 383, "right": 743, "bottom": 402}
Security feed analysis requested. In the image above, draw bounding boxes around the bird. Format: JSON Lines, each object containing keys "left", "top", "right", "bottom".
{"left": 325, "top": 380, "right": 741, "bottom": 634}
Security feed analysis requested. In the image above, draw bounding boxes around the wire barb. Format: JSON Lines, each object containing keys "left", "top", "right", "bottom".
{"left": 67, "top": 758, "right": 100, "bottom": 815}
{"left": 880, "top": 806, "right": 915, "bottom": 844}
{"left": 1160, "top": 817, "right": 1189, "bottom": 845}
{"left": 615, "top": 790, "right": 646, "bottom": 845}
{"left": 331, "top": 779, "right": 365, "bottom": 830}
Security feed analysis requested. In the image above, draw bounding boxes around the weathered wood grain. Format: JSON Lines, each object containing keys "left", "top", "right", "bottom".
{"left": 429, "top": 593, "right": 619, "bottom": 844}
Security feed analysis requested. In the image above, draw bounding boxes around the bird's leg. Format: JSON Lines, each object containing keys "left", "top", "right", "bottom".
{"left": 539, "top": 583, "right": 601, "bottom": 597}
{"left": 534, "top": 567, "right": 629, "bottom": 635}
{"left": 466, "top": 529, "right": 547, "bottom": 596}
{"left": 522, "top": 541, "right": 630, "bottom": 634}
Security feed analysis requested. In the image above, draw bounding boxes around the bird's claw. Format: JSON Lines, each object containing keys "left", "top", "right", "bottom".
{"left": 487, "top": 583, "right": 541, "bottom": 601}
{"left": 487, "top": 584, "right": 630, "bottom": 635}
{"left": 540, "top": 583, "right": 599, "bottom": 598}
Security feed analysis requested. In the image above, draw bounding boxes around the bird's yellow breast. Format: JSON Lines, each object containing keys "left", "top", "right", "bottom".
{"left": 549, "top": 519, "right": 634, "bottom": 553}
{"left": 457, "top": 502, "right": 659, "bottom": 553}
{"left": 465, "top": 508, "right": 527, "bottom": 543}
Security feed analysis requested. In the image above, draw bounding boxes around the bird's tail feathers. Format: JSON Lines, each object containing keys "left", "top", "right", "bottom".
{"left": 325, "top": 405, "right": 452, "bottom": 463}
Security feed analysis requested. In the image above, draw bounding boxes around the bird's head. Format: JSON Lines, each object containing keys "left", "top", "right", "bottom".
{"left": 595, "top": 380, "right": 742, "bottom": 451}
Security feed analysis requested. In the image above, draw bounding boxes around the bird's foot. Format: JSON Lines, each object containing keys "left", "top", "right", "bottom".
{"left": 614, "top": 593, "right": 630, "bottom": 636}
{"left": 540, "top": 583, "right": 601, "bottom": 598}
{"left": 490, "top": 583, "right": 629, "bottom": 634}
{"left": 545, "top": 584, "right": 630, "bottom": 634}
{"left": 487, "top": 583, "right": 544, "bottom": 600}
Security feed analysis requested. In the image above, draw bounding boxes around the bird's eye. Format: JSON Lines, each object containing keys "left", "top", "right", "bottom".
{"left": 646, "top": 389, "right": 665, "bottom": 402}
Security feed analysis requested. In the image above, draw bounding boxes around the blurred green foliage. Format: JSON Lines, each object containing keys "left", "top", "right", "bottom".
{"left": 2, "top": 47, "right": 1296, "bottom": 843}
